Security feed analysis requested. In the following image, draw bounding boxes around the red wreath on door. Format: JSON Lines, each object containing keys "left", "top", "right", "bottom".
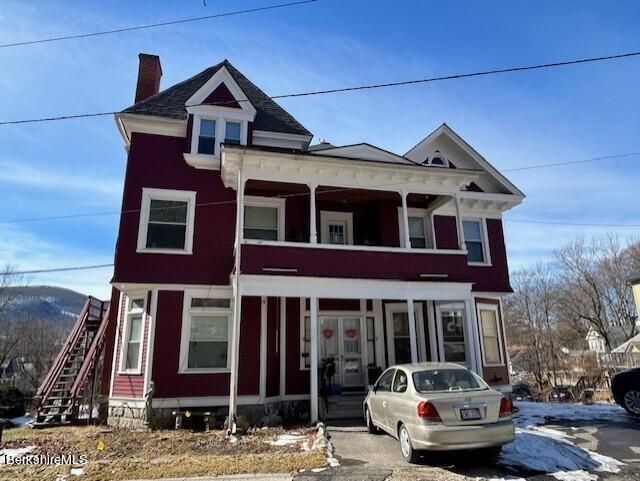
{"left": 323, "top": 328, "right": 334, "bottom": 339}
{"left": 345, "top": 328, "right": 358, "bottom": 339}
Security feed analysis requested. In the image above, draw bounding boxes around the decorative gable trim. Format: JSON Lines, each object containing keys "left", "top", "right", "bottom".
{"left": 186, "top": 66, "right": 257, "bottom": 116}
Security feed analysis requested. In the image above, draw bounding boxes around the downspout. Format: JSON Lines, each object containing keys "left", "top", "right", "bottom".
{"left": 227, "top": 160, "right": 244, "bottom": 436}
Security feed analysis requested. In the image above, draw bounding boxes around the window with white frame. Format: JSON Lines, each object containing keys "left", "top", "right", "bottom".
{"left": 198, "top": 119, "right": 216, "bottom": 154}
{"left": 180, "top": 294, "right": 232, "bottom": 372}
{"left": 320, "top": 211, "right": 353, "bottom": 245}
{"left": 225, "top": 121, "right": 241, "bottom": 145}
{"left": 137, "top": 188, "right": 196, "bottom": 254}
{"left": 437, "top": 303, "right": 467, "bottom": 365}
{"left": 120, "top": 296, "right": 145, "bottom": 373}
{"left": 462, "top": 218, "right": 488, "bottom": 264}
{"left": 301, "top": 315, "right": 311, "bottom": 369}
{"left": 243, "top": 196, "right": 285, "bottom": 241}
{"left": 398, "top": 208, "right": 433, "bottom": 248}
{"left": 478, "top": 304, "right": 503, "bottom": 365}
{"left": 423, "top": 151, "right": 449, "bottom": 167}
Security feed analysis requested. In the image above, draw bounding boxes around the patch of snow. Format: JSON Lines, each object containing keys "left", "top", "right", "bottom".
{"left": 0, "top": 446, "right": 34, "bottom": 465}
{"left": 488, "top": 477, "right": 526, "bottom": 481}
{"left": 10, "top": 415, "right": 33, "bottom": 426}
{"left": 551, "top": 470, "right": 598, "bottom": 481}
{"left": 514, "top": 401, "right": 627, "bottom": 428}
{"left": 311, "top": 467, "right": 327, "bottom": 473}
{"left": 70, "top": 466, "right": 84, "bottom": 476}
{"left": 269, "top": 433, "right": 306, "bottom": 446}
{"left": 301, "top": 440, "right": 311, "bottom": 451}
{"left": 327, "top": 456, "right": 340, "bottom": 467}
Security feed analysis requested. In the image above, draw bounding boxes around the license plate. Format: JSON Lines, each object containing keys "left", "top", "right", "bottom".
{"left": 460, "top": 408, "right": 482, "bottom": 420}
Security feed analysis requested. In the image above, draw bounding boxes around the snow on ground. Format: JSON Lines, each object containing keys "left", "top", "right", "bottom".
{"left": 10, "top": 415, "right": 33, "bottom": 426}
{"left": 0, "top": 446, "right": 34, "bottom": 465}
{"left": 269, "top": 432, "right": 307, "bottom": 446}
{"left": 497, "top": 402, "right": 626, "bottom": 481}
{"left": 513, "top": 401, "right": 628, "bottom": 427}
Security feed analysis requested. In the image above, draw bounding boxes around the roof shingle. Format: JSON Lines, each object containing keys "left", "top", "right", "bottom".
{"left": 122, "top": 59, "right": 311, "bottom": 137}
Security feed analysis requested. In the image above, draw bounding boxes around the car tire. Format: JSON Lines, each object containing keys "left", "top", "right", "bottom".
{"left": 365, "top": 407, "right": 379, "bottom": 435}
{"left": 622, "top": 389, "right": 640, "bottom": 418}
{"left": 399, "top": 424, "right": 420, "bottom": 464}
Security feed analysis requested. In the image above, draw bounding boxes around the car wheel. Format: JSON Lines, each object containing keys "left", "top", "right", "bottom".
{"left": 399, "top": 424, "right": 420, "bottom": 464}
{"left": 365, "top": 407, "right": 379, "bottom": 434}
{"left": 622, "top": 389, "right": 640, "bottom": 418}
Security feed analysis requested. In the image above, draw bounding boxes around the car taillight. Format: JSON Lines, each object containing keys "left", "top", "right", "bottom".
{"left": 417, "top": 401, "right": 441, "bottom": 421}
{"left": 499, "top": 396, "right": 512, "bottom": 418}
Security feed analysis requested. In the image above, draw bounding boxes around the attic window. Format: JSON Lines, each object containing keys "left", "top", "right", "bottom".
{"left": 198, "top": 119, "right": 216, "bottom": 155}
{"left": 424, "top": 151, "right": 449, "bottom": 167}
{"left": 225, "top": 121, "right": 241, "bottom": 145}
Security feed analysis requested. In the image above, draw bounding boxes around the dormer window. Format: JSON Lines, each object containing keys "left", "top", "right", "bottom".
{"left": 198, "top": 119, "right": 216, "bottom": 155}
{"left": 225, "top": 121, "right": 241, "bottom": 145}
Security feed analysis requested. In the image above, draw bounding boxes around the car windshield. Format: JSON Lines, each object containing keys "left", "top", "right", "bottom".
{"left": 412, "top": 369, "right": 488, "bottom": 393}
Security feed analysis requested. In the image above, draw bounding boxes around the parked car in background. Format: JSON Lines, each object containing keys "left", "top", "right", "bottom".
{"left": 611, "top": 368, "right": 640, "bottom": 418}
{"left": 549, "top": 386, "right": 575, "bottom": 402}
{"left": 364, "top": 363, "right": 515, "bottom": 463}
{"left": 511, "top": 384, "right": 535, "bottom": 401}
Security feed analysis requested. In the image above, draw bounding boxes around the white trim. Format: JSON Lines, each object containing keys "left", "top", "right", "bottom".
{"left": 178, "top": 289, "right": 233, "bottom": 374}
{"left": 476, "top": 302, "right": 506, "bottom": 367}
{"left": 372, "top": 300, "right": 385, "bottom": 369}
{"left": 359, "top": 299, "right": 368, "bottom": 377}
{"left": 311, "top": 143, "right": 415, "bottom": 165}
{"left": 462, "top": 217, "right": 492, "bottom": 266}
{"left": 115, "top": 113, "right": 186, "bottom": 148}
{"left": 434, "top": 301, "right": 469, "bottom": 367}
{"left": 143, "top": 289, "right": 158, "bottom": 395}
{"left": 384, "top": 302, "right": 425, "bottom": 365}
{"left": 112, "top": 282, "right": 233, "bottom": 293}
{"left": 464, "top": 298, "right": 480, "bottom": 373}
{"left": 243, "top": 195, "right": 286, "bottom": 242}
{"left": 136, "top": 188, "right": 196, "bottom": 255}
{"left": 239, "top": 274, "right": 473, "bottom": 301}
{"left": 397, "top": 207, "right": 434, "bottom": 249}
{"left": 426, "top": 301, "right": 438, "bottom": 361}
{"left": 259, "top": 297, "right": 268, "bottom": 402}
{"left": 183, "top": 153, "right": 221, "bottom": 171}
{"left": 309, "top": 297, "right": 319, "bottom": 422}
{"left": 423, "top": 151, "right": 450, "bottom": 168}
{"left": 320, "top": 211, "right": 354, "bottom": 245}
{"left": 252, "top": 130, "right": 312, "bottom": 150}
{"left": 109, "top": 291, "right": 124, "bottom": 398}
{"left": 189, "top": 113, "right": 251, "bottom": 160}
{"left": 186, "top": 66, "right": 257, "bottom": 116}
{"left": 241, "top": 238, "right": 465, "bottom": 255}
{"left": 106, "top": 393, "right": 313, "bottom": 409}
{"left": 299, "top": 298, "right": 309, "bottom": 370}
{"left": 118, "top": 293, "right": 147, "bottom": 375}
{"left": 279, "top": 297, "right": 287, "bottom": 397}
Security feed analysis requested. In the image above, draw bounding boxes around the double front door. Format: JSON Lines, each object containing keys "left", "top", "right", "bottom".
{"left": 319, "top": 316, "right": 364, "bottom": 388}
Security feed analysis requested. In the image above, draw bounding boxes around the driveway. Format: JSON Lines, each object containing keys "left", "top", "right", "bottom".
{"left": 301, "top": 404, "right": 640, "bottom": 481}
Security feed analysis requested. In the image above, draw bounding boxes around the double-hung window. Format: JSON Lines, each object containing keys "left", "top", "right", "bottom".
{"left": 437, "top": 303, "right": 467, "bottom": 365}
{"left": 243, "top": 196, "right": 285, "bottom": 241}
{"left": 225, "top": 121, "right": 241, "bottom": 145}
{"left": 462, "top": 219, "right": 488, "bottom": 264}
{"left": 398, "top": 208, "right": 432, "bottom": 248}
{"left": 180, "top": 294, "right": 232, "bottom": 372}
{"left": 198, "top": 119, "right": 216, "bottom": 155}
{"left": 478, "top": 304, "right": 503, "bottom": 365}
{"left": 408, "top": 216, "right": 427, "bottom": 248}
{"left": 121, "top": 296, "right": 145, "bottom": 373}
{"left": 137, "top": 188, "right": 196, "bottom": 254}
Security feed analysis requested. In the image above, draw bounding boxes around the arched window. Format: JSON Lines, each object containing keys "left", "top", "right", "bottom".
{"left": 423, "top": 151, "right": 449, "bottom": 167}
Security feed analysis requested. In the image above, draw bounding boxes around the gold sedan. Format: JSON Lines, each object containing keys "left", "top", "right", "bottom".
{"left": 364, "top": 362, "right": 515, "bottom": 463}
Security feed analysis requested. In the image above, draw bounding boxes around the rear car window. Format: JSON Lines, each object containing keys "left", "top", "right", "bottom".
{"left": 412, "top": 369, "right": 488, "bottom": 393}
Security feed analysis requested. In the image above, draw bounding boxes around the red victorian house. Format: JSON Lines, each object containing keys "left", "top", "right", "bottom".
{"left": 103, "top": 54, "right": 524, "bottom": 428}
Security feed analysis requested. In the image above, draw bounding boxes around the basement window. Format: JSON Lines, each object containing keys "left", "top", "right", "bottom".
{"left": 137, "top": 188, "right": 196, "bottom": 255}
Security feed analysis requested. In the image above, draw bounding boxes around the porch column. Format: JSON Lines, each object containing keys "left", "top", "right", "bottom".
{"left": 455, "top": 193, "right": 465, "bottom": 250}
{"left": 401, "top": 191, "right": 411, "bottom": 249}
{"left": 228, "top": 171, "right": 246, "bottom": 434}
{"left": 310, "top": 297, "right": 319, "bottom": 422}
{"left": 309, "top": 183, "right": 317, "bottom": 244}
{"left": 407, "top": 298, "right": 418, "bottom": 363}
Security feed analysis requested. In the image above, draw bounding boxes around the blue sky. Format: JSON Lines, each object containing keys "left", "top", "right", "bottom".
{"left": 1, "top": 0, "right": 639, "bottom": 298}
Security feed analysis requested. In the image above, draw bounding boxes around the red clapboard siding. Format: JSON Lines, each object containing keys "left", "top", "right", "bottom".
{"left": 266, "top": 297, "right": 280, "bottom": 397}
{"left": 111, "top": 291, "right": 149, "bottom": 398}
{"left": 101, "top": 287, "right": 121, "bottom": 396}
{"left": 150, "top": 291, "right": 260, "bottom": 398}
{"left": 113, "top": 132, "right": 236, "bottom": 286}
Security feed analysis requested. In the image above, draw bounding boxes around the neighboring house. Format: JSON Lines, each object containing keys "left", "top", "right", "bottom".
{"left": 0, "top": 357, "right": 36, "bottom": 391}
{"left": 586, "top": 328, "right": 607, "bottom": 353}
{"left": 101, "top": 54, "right": 524, "bottom": 428}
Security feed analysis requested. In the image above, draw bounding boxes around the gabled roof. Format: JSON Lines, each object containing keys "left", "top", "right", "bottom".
{"left": 404, "top": 123, "right": 525, "bottom": 198}
{"left": 311, "top": 143, "right": 418, "bottom": 165}
{"left": 122, "top": 59, "right": 311, "bottom": 137}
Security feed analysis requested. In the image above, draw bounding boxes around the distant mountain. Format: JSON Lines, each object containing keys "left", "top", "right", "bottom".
{"left": 0, "top": 286, "right": 88, "bottom": 328}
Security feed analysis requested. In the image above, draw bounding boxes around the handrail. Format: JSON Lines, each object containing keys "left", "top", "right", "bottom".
{"left": 34, "top": 296, "right": 103, "bottom": 408}
{"left": 69, "top": 304, "right": 110, "bottom": 406}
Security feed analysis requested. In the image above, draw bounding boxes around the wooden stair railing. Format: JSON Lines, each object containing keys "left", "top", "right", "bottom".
{"left": 33, "top": 296, "right": 108, "bottom": 427}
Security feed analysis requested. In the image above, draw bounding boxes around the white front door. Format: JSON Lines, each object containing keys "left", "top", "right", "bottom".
{"left": 319, "top": 316, "right": 364, "bottom": 388}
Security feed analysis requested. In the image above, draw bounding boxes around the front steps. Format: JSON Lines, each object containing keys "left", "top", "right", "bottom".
{"left": 325, "top": 392, "right": 366, "bottom": 421}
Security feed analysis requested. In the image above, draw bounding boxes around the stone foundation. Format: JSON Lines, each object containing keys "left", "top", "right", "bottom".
{"left": 107, "top": 399, "right": 310, "bottom": 430}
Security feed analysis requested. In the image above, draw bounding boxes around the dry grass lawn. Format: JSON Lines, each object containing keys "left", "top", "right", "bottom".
{"left": 0, "top": 425, "right": 326, "bottom": 481}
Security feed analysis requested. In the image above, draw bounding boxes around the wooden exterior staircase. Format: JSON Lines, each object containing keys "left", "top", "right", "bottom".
{"left": 33, "top": 296, "right": 110, "bottom": 428}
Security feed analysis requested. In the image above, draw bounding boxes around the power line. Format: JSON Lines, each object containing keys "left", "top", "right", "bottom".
{"left": 3, "top": 48, "right": 640, "bottom": 125}
{"left": 2, "top": 264, "right": 114, "bottom": 276}
{"left": 504, "top": 219, "right": 640, "bottom": 228}
{"left": 503, "top": 152, "right": 640, "bottom": 172}
{"left": 0, "top": 0, "right": 320, "bottom": 49}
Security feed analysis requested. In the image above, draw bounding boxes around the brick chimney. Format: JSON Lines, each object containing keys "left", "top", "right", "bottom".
{"left": 134, "top": 53, "right": 162, "bottom": 103}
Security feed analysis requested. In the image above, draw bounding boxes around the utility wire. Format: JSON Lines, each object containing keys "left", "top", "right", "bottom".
{"left": 2, "top": 264, "right": 114, "bottom": 276}
{"left": 0, "top": 0, "right": 319, "bottom": 49}
{"left": 504, "top": 219, "right": 640, "bottom": 228}
{"left": 503, "top": 152, "right": 640, "bottom": 172}
{"left": 3, "top": 48, "right": 640, "bottom": 125}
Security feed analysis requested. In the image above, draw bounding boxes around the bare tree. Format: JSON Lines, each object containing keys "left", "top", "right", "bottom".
{"left": 0, "top": 265, "right": 26, "bottom": 371}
